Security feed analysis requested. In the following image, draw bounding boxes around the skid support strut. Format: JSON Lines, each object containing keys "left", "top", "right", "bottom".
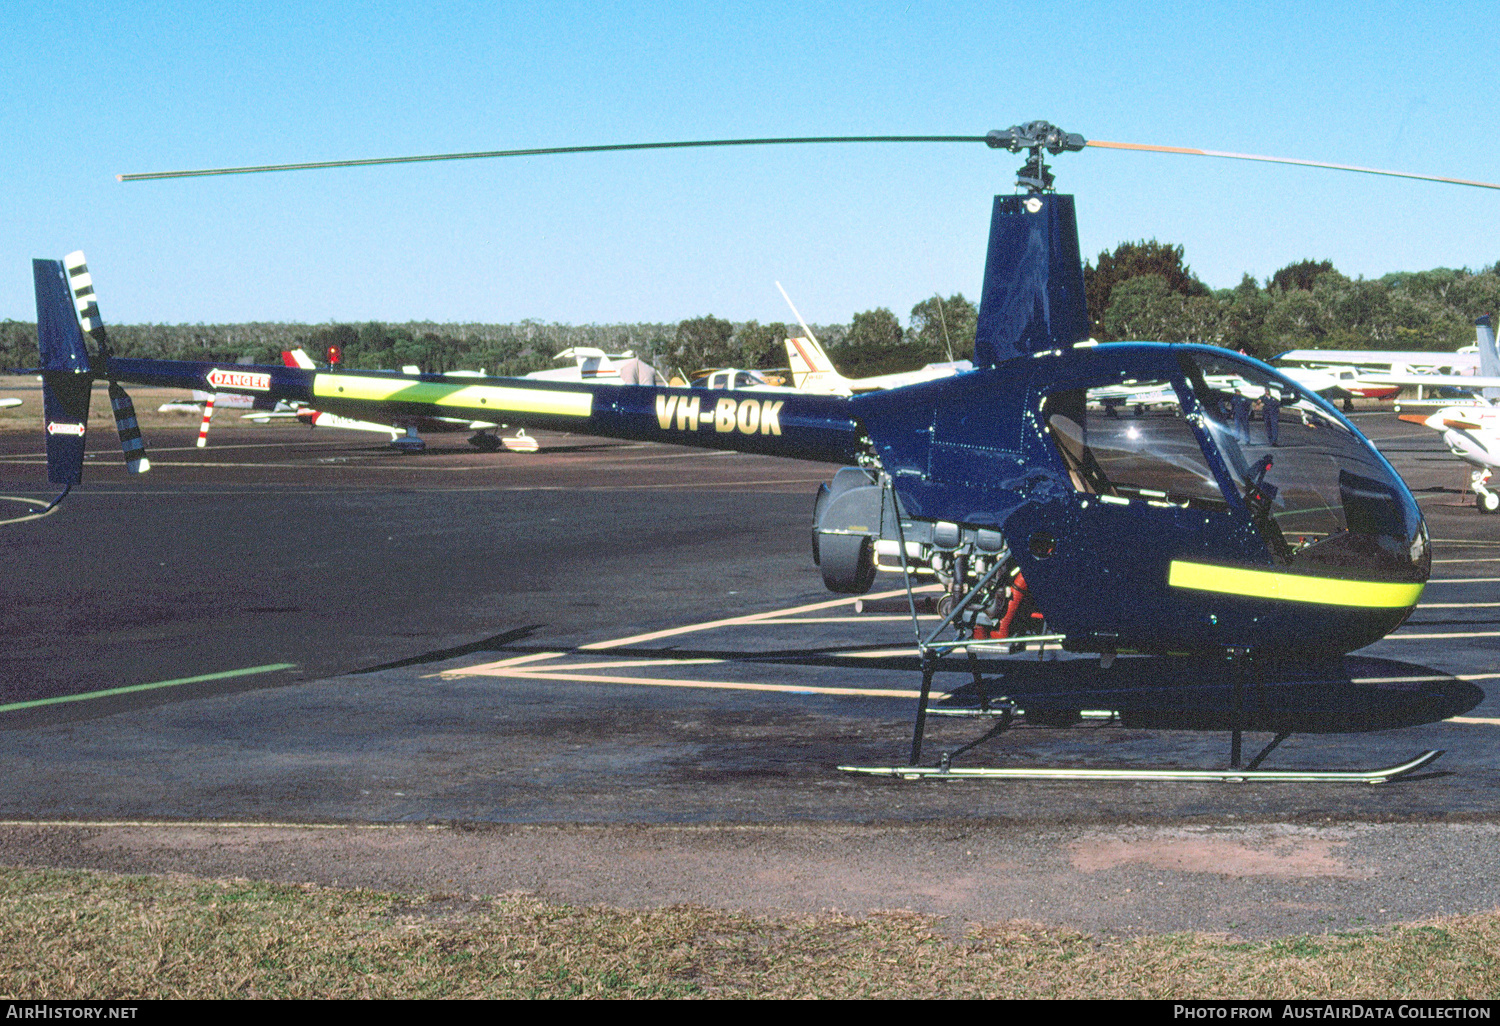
{"left": 905, "top": 559, "right": 1005, "bottom": 766}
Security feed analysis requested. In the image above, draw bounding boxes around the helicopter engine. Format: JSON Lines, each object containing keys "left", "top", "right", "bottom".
{"left": 811, "top": 466, "right": 1040, "bottom": 638}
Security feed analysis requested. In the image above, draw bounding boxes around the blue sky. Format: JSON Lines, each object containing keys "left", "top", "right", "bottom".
{"left": 4, "top": 1, "right": 1497, "bottom": 326}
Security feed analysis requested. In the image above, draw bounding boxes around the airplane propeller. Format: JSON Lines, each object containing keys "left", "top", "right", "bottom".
{"left": 117, "top": 121, "right": 1500, "bottom": 193}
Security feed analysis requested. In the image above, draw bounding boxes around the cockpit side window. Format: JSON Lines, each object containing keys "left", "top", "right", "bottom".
{"left": 1041, "top": 381, "right": 1229, "bottom": 510}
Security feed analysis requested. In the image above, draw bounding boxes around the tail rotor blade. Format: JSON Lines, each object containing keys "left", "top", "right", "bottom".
{"left": 108, "top": 382, "right": 151, "bottom": 474}
{"left": 63, "top": 251, "right": 110, "bottom": 344}
{"left": 63, "top": 251, "right": 151, "bottom": 473}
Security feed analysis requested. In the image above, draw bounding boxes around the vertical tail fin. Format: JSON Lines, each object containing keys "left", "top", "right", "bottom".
{"left": 1476, "top": 316, "right": 1499, "bottom": 401}
{"left": 782, "top": 335, "right": 851, "bottom": 393}
{"left": 33, "top": 259, "right": 92, "bottom": 485}
{"left": 775, "top": 281, "right": 852, "bottom": 394}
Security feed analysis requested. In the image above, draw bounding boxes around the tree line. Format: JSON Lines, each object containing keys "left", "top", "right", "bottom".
{"left": 1083, "top": 243, "right": 1500, "bottom": 356}
{"left": 3, "top": 248, "right": 1495, "bottom": 375}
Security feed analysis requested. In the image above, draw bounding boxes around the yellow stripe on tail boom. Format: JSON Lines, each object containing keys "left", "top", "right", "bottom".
{"left": 313, "top": 374, "right": 593, "bottom": 418}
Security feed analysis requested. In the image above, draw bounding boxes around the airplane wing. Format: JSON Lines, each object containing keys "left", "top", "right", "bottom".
{"left": 1365, "top": 373, "right": 1500, "bottom": 389}
{"left": 1275, "top": 349, "right": 1479, "bottom": 372}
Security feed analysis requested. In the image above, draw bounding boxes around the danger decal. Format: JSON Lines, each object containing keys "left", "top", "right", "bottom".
{"left": 654, "top": 395, "right": 783, "bottom": 435}
{"left": 206, "top": 368, "right": 271, "bottom": 391}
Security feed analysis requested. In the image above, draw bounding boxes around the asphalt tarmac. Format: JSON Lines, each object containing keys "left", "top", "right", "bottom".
{"left": 0, "top": 410, "right": 1496, "bottom": 937}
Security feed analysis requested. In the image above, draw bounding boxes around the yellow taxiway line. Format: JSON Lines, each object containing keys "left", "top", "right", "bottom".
{"left": 579, "top": 585, "right": 943, "bottom": 651}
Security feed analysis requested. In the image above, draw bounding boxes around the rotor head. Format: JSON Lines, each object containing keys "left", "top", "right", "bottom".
{"left": 986, "top": 122, "right": 1087, "bottom": 194}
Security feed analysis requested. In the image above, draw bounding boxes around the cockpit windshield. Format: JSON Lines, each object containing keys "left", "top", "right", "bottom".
{"left": 1182, "top": 353, "right": 1429, "bottom": 582}
{"left": 1040, "top": 352, "right": 1429, "bottom": 583}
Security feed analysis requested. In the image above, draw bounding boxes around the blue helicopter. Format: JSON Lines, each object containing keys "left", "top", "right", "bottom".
{"left": 34, "top": 122, "right": 1494, "bottom": 780}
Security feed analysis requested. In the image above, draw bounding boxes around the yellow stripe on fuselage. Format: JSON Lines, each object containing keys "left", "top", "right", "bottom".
{"left": 313, "top": 374, "right": 593, "bottom": 418}
{"left": 1168, "top": 560, "right": 1424, "bottom": 609}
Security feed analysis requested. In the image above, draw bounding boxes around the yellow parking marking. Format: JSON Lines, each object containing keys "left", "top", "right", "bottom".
{"left": 463, "top": 665, "right": 944, "bottom": 701}
{"left": 1385, "top": 631, "right": 1500, "bottom": 640}
{"left": 1447, "top": 717, "right": 1500, "bottom": 725}
{"left": 450, "top": 651, "right": 564, "bottom": 674}
{"left": 580, "top": 585, "right": 942, "bottom": 651}
{"left": 752, "top": 615, "right": 939, "bottom": 624}
{"left": 443, "top": 657, "right": 725, "bottom": 678}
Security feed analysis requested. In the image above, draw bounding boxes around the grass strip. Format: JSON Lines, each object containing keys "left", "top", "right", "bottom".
{"left": 0, "top": 867, "right": 1496, "bottom": 999}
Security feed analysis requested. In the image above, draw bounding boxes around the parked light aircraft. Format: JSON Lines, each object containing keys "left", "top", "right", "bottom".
{"left": 35, "top": 120, "right": 1500, "bottom": 779}
{"left": 1388, "top": 317, "right": 1500, "bottom": 511}
{"left": 1362, "top": 317, "right": 1500, "bottom": 408}
{"left": 782, "top": 332, "right": 972, "bottom": 395}
{"left": 774, "top": 282, "right": 971, "bottom": 396}
{"left": 1401, "top": 403, "right": 1500, "bottom": 513}
{"left": 524, "top": 347, "right": 659, "bottom": 384}
{"left": 1275, "top": 337, "right": 1489, "bottom": 409}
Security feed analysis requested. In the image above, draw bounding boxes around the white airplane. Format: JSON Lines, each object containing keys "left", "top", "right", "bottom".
{"left": 775, "top": 282, "right": 971, "bottom": 395}
{"left": 1275, "top": 346, "right": 1479, "bottom": 376}
{"left": 1386, "top": 317, "right": 1500, "bottom": 512}
{"left": 525, "top": 347, "right": 659, "bottom": 385}
{"left": 1356, "top": 317, "right": 1500, "bottom": 410}
{"left": 1276, "top": 328, "right": 1494, "bottom": 409}
{"left": 692, "top": 367, "right": 800, "bottom": 392}
{"left": 1400, "top": 403, "right": 1500, "bottom": 513}
{"left": 0, "top": 398, "right": 21, "bottom": 410}
{"left": 782, "top": 332, "right": 971, "bottom": 395}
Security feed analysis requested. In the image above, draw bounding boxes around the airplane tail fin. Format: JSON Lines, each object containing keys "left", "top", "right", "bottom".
{"left": 282, "top": 348, "right": 317, "bottom": 369}
{"left": 1476, "top": 316, "right": 1499, "bottom": 401}
{"left": 775, "top": 281, "right": 853, "bottom": 393}
{"left": 783, "top": 335, "right": 849, "bottom": 392}
{"left": 33, "top": 259, "right": 93, "bottom": 485}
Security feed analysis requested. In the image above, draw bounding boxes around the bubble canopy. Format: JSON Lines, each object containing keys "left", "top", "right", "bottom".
{"left": 1040, "top": 348, "right": 1429, "bottom": 585}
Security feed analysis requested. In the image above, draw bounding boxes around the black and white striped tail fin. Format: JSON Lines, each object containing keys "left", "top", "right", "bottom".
{"left": 62, "top": 251, "right": 150, "bottom": 474}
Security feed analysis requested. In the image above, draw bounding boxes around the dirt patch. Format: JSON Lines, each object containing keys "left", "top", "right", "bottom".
{"left": 1069, "top": 826, "right": 1368, "bottom": 878}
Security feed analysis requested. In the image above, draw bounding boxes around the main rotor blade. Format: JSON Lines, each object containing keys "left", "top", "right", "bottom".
{"left": 1086, "top": 139, "right": 1500, "bottom": 190}
{"left": 117, "top": 135, "right": 988, "bottom": 181}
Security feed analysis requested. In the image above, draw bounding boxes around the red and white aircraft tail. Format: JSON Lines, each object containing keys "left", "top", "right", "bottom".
{"left": 784, "top": 334, "right": 854, "bottom": 394}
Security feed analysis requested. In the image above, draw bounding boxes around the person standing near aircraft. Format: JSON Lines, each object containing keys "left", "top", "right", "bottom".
{"left": 1232, "top": 390, "right": 1251, "bottom": 442}
{"left": 1260, "top": 386, "right": 1281, "bottom": 446}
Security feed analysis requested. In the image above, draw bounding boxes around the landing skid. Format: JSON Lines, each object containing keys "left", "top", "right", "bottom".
{"left": 861, "top": 476, "right": 1452, "bottom": 788}
{"left": 838, "top": 749, "right": 1443, "bottom": 785}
